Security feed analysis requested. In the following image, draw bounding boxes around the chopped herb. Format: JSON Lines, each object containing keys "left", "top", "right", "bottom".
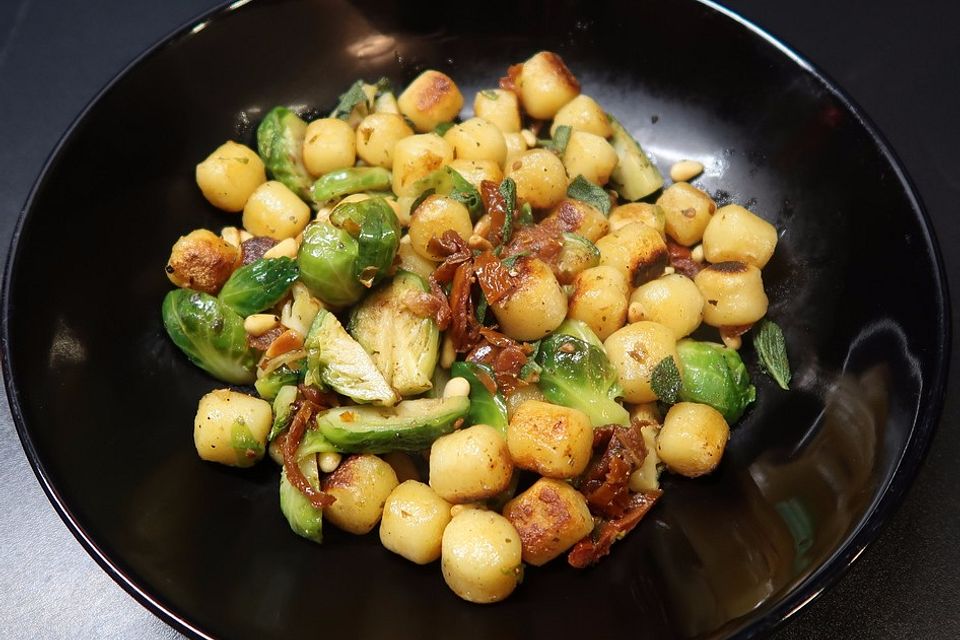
{"left": 331, "top": 80, "right": 367, "bottom": 120}
{"left": 500, "top": 250, "right": 531, "bottom": 270}
{"left": 567, "top": 175, "right": 613, "bottom": 215}
{"left": 476, "top": 291, "right": 489, "bottom": 324}
{"left": 434, "top": 121, "right": 456, "bottom": 136}
{"left": 753, "top": 319, "right": 791, "bottom": 390}
{"left": 480, "top": 89, "right": 500, "bottom": 101}
{"left": 409, "top": 188, "right": 436, "bottom": 216}
{"left": 499, "top": 178, "right": 517, "bottom": 246}
{"left": 519, "top": 340, "right": 542, "bottom": 382}
{"left": 539, "top": 124, "right": 572, "bottom": 156}
{"left": 650, "top": 356, "right": 682, "bottom": 404}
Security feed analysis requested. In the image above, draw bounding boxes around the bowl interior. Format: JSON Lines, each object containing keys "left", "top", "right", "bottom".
{"left": 3, "top": 0, "right": 947, "bottom": 638}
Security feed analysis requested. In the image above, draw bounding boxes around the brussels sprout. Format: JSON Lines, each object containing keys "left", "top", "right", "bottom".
{"left": 537, "top": 332, "right": 630, "bottom": 427}
{"left": 410, "top": 165, "right": 483, "bottom": 220}
{"left": 298, "top": 198, "right": 401, "bottom": 307}
{"left": 162, "top": 289, "right": 257, "bottom": 384}
{"left": 257, "top": 107, "right": 312, "bottom": 200}
{"left": 316, "top": 396, "right": 470, "bottom": 453}
{"left": 551, "top": 318, "right": 604, "bottom": 349}
{"left": 280, "top": 458, "right": 323, "bottom": 543}
{"left": 608, "top": 115, "right": 664, "bottom": 201}
{"left": 555, "top": 233, "right": 600, "bottom": 284}
{"left": 255, "top": 365, "right": 300, "bottom": 401}
{"left": 450, "top": 361, "right": 508, "bottom": 437}
{"left": 676, "top": 339, "right": 756, "bottom": 422}
{"left": 311, "top": 167, "right": 392, "bottom": 204}
{"left": 349, "top": 271, "right": 439, "bottom": 396}
{"left": 303, "top": 309, "right": 398, "bottom": 406}
{"left": 268, "top": 384, "right": 299, "bottom": 441}
{"left": 329, "top": 197, "right": 400, "bottom": 288}
{"left": 218, "top": 257, "right": 299, "bottom": 317}
{"left": 296, "top": 428, "right": 341, "bottom": 458}
{"left": 298, "top": 222, "right": 364, "bottom": 307}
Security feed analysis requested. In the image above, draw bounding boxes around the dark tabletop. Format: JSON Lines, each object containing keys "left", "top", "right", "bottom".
{"left": 0, "top": 1, "right": 957, "bottom": 637}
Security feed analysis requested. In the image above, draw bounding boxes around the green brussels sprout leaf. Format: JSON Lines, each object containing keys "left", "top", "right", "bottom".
{"left": 451, "top": 361, "right": 508, "bottom": 437}
{"left": 255, "top": 365, "right": 300, "bottom": 401}
{"left": 310, "top": 167, "right": 392, "bottom": 204}
{"left": 280, "top": 459, "right": 323, "bottom": 544}
{"left": 162, "top": 289, "right": 257, "bottom": 384}
{"left": 218, "top": 257, "right": 299, "bottom": 317}
{"left": 268, "top": 385, "right": 299, "bottom": 441}
{"left": 537, "top": 333, "right": 630, "bottom": 427}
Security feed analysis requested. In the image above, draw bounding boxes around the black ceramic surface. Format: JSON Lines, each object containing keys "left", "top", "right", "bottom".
{"left": 1, "top": 0, "right": 948, "bottom": 638}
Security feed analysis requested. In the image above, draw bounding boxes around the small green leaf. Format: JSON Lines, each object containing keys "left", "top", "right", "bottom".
{"left": 651, "top": 356, "right": 682, "bottom": 404}
{"left": 434, "top": 121, "right": 455, "bottom": 136}
{"left": 754, "top": 319, "right": 791, "bottom": 390}
{"left": 331, "top": 80, "right": 367, "bottom": 120}
{"left": 480, "top": 89, "right": 499, "bottom": 101}
{"left": 567, "top": 175, "right": 612, "bottom": 215}
{"left": 551, "top": 125, "right": 573, "bottom": 155}
{"left": 499, "top": 178, "right": 517, "bottom": 246}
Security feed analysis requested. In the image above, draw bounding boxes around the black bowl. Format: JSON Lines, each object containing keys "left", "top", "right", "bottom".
{"left": 2, "top": 0, "right": 949, "bottom": 638}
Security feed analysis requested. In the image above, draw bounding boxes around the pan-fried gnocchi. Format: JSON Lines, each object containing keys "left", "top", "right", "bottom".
{"left": 167, "top": 51, "right": 788, "bottom": 606}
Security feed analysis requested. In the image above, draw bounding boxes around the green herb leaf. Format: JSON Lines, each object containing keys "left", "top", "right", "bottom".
{"left": 519, "top": 340, "right": 542, "bottom": 382}
{"left": 331, "top": 80, "right": 367, "bottom": 120}
{"left": 539, "top": 125, "right": 572, "bottom": 156}
{"left": 499, "top": 178, "right": 517, "bottom": 246}
{"left": 480, "top": 89, "right": 499, "bottom": 101}
{"left": 651, "top": 356, "right": 682, "bottom": 404}
{"left": 567, "top": 175, "right": 612, "bottom": 215}
{"left": 753, "top": 319, "right": 791, "bottom": 390}
{"left": 434, "top": 121, "right": 456, "bottom": 136}
{"left": 475, "top": 290, "right": 489, "bottom": 324}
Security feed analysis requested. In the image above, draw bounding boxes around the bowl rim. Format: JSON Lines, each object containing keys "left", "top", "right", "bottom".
{"left": 1, "top": 0, "right": 950, "bottom": 638}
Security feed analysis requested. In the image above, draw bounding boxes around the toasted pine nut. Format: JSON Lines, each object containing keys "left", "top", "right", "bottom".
{"left": 221, "top": 226, "right": 241, "bottom": 248}
{"left": 721, "top": 332, "right": 742, "bottom": 350}
{"left": 239, "top": 230, "right": 254, "bottom": 242}
{"left": 443, "top": 376, "right": 471, "bottom": 399}
{"left": 468, "top": 234, "right": 493, "bottom": 251}
{"left": 244, "top": 313, "right": 280, "bottom": 336}
{"left": 263, "top": 237, "right": 298, "bottom": 259}
{"left": 318, "top": 452, "right": 342, "bottom": 473}
{"left": 521, "top": 128, "right": 537, "bottom": 148}
{"left": 691, "top": 244, "right": 705, "bottom": 263}
{"left": 670, "top": 160, "right": 704, "bottom": 182}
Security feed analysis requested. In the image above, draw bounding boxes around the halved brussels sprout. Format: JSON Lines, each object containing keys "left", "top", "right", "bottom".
{"left": 257, "top": 107, "right": 312, "bottom": 200}
{"left": 162, "top": 289, "right": 257, "bottom": 384}
{"left": 349, "top": 270, "right": 439, "bottom": 397}
{"left": 450, "top": 361, "right": 508, "bottom": 437}
{"left": 303, "top": 309, "right": 398, "bottom": 406}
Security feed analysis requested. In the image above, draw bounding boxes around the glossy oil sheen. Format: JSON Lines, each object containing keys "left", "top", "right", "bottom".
{"left": 1, "top": 0, "right": 948, "bottom": 638}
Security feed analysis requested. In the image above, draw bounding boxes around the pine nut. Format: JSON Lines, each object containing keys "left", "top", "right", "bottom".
{"left": 263, "top": 237, "right": 298, "bottom": 259}
{"left": 670, "top": 160, "right": 704, "bottom": 182}
{"left": 244, "top": 313, "right": 280, "bottom": 336}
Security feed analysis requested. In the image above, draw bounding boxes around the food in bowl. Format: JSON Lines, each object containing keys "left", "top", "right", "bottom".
{"left": 162, "top": 50, "right": 790, "bottom": 603}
